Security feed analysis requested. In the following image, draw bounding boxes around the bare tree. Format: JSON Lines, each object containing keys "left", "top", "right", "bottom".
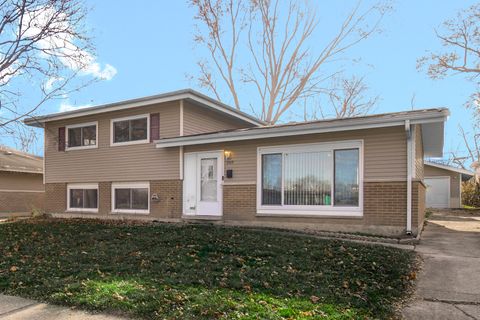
{"left": 0, "top": 0, "right": 114, "bottom": 152}
{"left": 419, "top": 2, "right": 480, "bottom": 182}
{"left": 417, "top": 3, "right": 480, "bottom": 121}
{"left": 190, "top": 0, "right": 389, "bottom": 124}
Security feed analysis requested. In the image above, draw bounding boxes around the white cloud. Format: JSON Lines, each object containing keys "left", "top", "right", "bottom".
{"left": 22, "top": 7, "right": 117, "bottom": 82}
{"left": 44, "top": 77, "right": 64, "bottom": 90}
{"left": 59, "top": 101, "right": 92, "bottom": 113}
{"left": 81, "top": 62, "right": 117, "bottom": 80}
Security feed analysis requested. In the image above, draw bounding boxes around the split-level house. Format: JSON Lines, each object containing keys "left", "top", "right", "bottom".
{"left": 25, "top": 89, "right": 449, "bottom": 236}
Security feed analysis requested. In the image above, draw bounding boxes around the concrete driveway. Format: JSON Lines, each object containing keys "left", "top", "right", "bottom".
{"left": 402, "top": 209, "right": 480, "bottom": 320}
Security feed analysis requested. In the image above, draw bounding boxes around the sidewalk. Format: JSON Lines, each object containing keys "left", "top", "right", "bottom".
{"left": 0, "top": 294, "right": 127, "bottom": 320}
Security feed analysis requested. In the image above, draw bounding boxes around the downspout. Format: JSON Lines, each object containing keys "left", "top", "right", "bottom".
{"left": 405, "top": 120, "right": 412, "bottom": 235}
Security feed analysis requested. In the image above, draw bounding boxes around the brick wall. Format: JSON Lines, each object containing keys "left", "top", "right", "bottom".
{"left": 44, "top": 180, "right": 182, "bottom": 219}
{"left": 413, "top": 181, "right": 426, "bottom": 232}
{"left": 224, "top": 181, "right": 423, "bottom": 236}
{"left": 0, "top": 191, "right": 44, "bottom": 214}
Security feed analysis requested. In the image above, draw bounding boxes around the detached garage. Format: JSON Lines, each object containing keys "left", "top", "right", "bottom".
{"left": 424, "top": 161, "right": 474, "bottom": 208}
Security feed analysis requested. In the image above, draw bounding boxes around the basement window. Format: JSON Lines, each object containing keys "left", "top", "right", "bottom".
{"left": 111, "top": 182, "right": 150, "bottom": 214}
{"left": 67, "top": 184, "right": 98, "bottom": 212}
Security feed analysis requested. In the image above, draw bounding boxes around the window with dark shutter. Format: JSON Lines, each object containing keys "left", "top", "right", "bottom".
{"left": 150, "top": 113, "right": 160, "bottom": 142}
{"left": 58, "top": 127, "right": 66, "bottom": 151}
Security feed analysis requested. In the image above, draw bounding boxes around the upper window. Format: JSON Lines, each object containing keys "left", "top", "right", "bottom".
{"left": 67, "top": 184, "right": 98, "bottom": 212}
{"left": 111, "top": 114, "right": 149, "bottom": 146}
{"left": 111, "top": 182, "right": 150, "bottom": 214}
{"left": 258, "top": 141, "right": 362, "bottom": 216}
{"left": 66, "top": 122, "right": 97, "bottom": 150}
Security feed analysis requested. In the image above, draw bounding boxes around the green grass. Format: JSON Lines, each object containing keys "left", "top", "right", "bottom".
{"left": 0, "top": 218, "right": 416, "bottom": 319}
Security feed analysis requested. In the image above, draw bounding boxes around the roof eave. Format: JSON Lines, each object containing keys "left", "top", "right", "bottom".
{"left": 23, "top": 89, "right": 265, "bottom": 127}
{"left": 155, "top": 110, "right": 449, "bottom": 148}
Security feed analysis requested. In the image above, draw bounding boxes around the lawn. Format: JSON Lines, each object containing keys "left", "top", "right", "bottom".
{"left": 0, "top": 218, "right": 416, "bottom": 319}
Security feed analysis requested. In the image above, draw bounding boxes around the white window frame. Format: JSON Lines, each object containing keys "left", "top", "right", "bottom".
{"left": 110, "top": 114, "right": 150, "bottom": 146}
{"left": 65, "top": 121, "right": 98, "bottom": 151}
{"left": 111, "top": 182, "right": 150, "bottom": 214}
{"left": 67, "top": 183, "right": 99, "bottom": 213}
{"left": 256, "top": 140, "right": 364, "bottom": 217}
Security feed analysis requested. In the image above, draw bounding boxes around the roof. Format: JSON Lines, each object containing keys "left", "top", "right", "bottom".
{"left": 0, "top": 146, "right": 43, "bottom": 174}
{"left": 425, "top": 161, "right": 475, "bottom": 179}
{"left": 23, "top": 89, "right": 265, "bottom": 127}
{"left": 155, "top": 108, "right": 449, "bottom": 157}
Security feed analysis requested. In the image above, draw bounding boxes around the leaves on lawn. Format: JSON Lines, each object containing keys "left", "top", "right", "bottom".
{"left": 0, "top": 218, "right": 417, "bottom": 319}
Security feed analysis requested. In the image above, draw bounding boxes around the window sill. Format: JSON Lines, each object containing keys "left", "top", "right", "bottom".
{"left": 110, "top": 139, "right": 149, "bottom": 147}
{"left": 110, "top": 210, "right": 150, "bottom": 215}
{"left": 66, "top": 209, "right": 98, "bottom": 214}
{"left": 256, "top": 208, "right": 363, "bottom": 218}
{"left": 65, "top": 145, "right": 98, "bottom": 151}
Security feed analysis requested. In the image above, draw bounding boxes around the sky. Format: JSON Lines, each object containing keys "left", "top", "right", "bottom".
{"left": 4, "top": 0, "right": 478, "bottom": 159}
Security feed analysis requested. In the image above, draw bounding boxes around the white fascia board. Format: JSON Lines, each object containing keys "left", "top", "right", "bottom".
{"left": 24, "top": 91, "right": 263, "bottom": 127}
{"left": 156, "top": 114, "right": 448, "bottom": 148}
{"left": 425, "top": 161, "right": 475, "bottom": 176}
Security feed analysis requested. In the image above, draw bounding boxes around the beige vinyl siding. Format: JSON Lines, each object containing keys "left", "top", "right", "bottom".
{"left": 0, "top": 171, "right": 44, "bottom": 191}
{"left": 185, "top": 126, "right": 407, "bottom": 183}
{"left": 45, "top": 102, "right": 181, "bottom": 183}
{"left": 425, "top": 165, "right": 461, "bottom": 207}
{"left": 183, "top": 100, "right": 252, "bottom": 135}
{"left": 415, "top": 124, "right": 424, "bottom": 180}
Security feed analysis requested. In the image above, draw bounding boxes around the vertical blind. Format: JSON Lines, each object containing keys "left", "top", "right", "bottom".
{"left": 261, "top": 147, "right": 359, "bottom": 207}
{"left": 284, "top": 151, "right": 332, "bottom": 205}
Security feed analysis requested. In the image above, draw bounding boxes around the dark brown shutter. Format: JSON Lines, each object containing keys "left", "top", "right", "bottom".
{"left": 58, "top": 127, "right": 66, "bottom": 151}
{"left": 150, "top": 113, "right": 160, "bottom": 142}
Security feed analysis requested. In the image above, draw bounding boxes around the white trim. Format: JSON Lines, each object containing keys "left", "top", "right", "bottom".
{"left": 111, "top": 182, "right": 150, "bottom": 214}
{"left": 406, "top": 120, "right": 412, "bottom": 234}
{"left": 424, "top": 161, "right": 475, "bottom": 177}
{"left": 256, "top": 140, "right": 364, "bottom": 217}
{"left": 179, "top": 146, "right": 184, "bottom": 180}
{"left": 24, "top": 90, "right": 264, "bottom": 127}
{"left": 67, "top": 183, "right": 99, "bottom": 213}
{"left": 43, "top": 131, "right": 46, "bottom": 184}
{"left": 65, "top": 121, "right": 98, "bottom": 151}
{"left": 425, "top": 176, "right": 451, "bottom": 208}
{"left": 156, "top": 113, "right": 448, "bottom": 149}
{"left": 459, "top": 173, "right": 462, "bottom": 207}
{"left": 110, "top": 114, "right": 150, "bottom": 146}
{"left": 0, "top": 189, "right": 44, "bottom": 193}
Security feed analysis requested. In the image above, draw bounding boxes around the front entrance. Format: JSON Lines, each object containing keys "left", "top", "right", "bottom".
{"left": 183, "top": 151, "right": 223, "bottom": 216}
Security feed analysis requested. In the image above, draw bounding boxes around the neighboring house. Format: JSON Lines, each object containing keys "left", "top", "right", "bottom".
{"left": 24, "top": 89, "right": 449, "bottom": 236}
{"left": 0, "top": 146, "right": 44, "bottom": 216}
{"left": 424, "top": 161, "right": 474, "bottom": 208}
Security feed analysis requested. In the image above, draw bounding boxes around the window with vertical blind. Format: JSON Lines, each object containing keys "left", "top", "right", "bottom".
{"left": 257, "top": 141, "right": 362, "bottom": 216}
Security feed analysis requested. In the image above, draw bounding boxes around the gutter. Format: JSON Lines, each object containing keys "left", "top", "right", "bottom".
{"left": 155, "top": 111, "right": 449, "bottom": 148}
{"left": 405, "top": 120, "right": 412, "bottom": 235}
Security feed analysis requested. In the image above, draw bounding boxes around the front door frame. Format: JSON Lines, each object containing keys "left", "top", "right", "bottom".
{"left": 183, "top": 150, "right": 224, "bottom": 217}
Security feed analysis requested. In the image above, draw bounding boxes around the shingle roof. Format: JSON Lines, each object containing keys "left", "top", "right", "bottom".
{"left": 0, "top": 146, "right": 43, "bottom": 174}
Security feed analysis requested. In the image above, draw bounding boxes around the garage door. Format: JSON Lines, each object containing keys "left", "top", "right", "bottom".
{"left": 425, "top": 177, "right": 450, "bottom": 208}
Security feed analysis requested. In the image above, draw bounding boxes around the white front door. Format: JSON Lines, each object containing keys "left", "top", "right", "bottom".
{"left": 183, "top": 151, "right": 223, "bottom": 216}
{"left": 425, "top": 177, "right": 450, "bottom": 208}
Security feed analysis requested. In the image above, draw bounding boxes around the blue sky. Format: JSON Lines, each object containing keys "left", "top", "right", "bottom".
{"left": 11, "top": 0, "right": 478, "bottom": 158}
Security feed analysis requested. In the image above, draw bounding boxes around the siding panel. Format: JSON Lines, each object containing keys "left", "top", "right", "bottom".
{"left": 185, "top": 126, "right": 407, "bottom": 182}
{"left": 183, "top": 101, "right": 251, "bottom": 135}
{"left": 45, "top": 102, "right": 181, "bottom": 183}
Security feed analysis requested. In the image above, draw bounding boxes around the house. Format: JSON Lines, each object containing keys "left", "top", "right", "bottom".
{"left": 424, "top": 161, "right": 474, "bottom": 208}
{"left": 0, "top": 146, "right": 44, "bottom": 216}
{"left": 24, "top": 89, "right": 449, "bottom": 236}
